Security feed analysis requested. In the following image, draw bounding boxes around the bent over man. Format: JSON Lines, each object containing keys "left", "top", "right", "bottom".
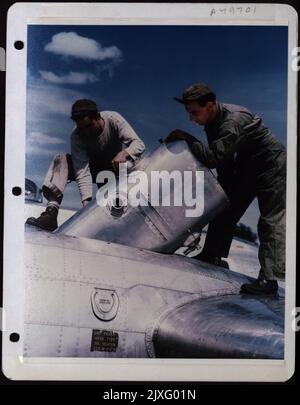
{"left": 166, "top": 83, "right": 286, "bottom": 296}
{"left": 26, "top": 99, "right": 145, "bottom": 231}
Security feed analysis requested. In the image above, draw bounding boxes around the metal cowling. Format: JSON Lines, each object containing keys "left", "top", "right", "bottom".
{"left": 57, "top": 141, "right": 229, "bottom": 253}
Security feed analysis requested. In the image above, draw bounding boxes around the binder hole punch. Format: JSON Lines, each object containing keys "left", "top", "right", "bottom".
{"left": 12, "top": 187, "right": 22, "bottom": 196}
{"left": 10, "top": 333, "right": 20, "bottom": 342}
{"left": 14, "top": 41, "right": 24, "bottom": 50}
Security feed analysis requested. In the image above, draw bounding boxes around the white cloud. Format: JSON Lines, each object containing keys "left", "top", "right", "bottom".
{"left": 26, "top": 144, "right": 57, "bottom": 157}
{"left": 45, "top": 32, "right": 122, "bottom": 61}
{"left": 39, "top": 70, "right": 99, "bottom": 85}
{"left": 25, "top": 81, "right": 90, "bottom": 185}
{"left": 26, "top": 83, "right": 87, "bottom": 160}
{"left": 27, "top": 82, "right": 87, "bottom": 117}
{"left": 95, "top": 59, "right": 120, "bottom": 79}
{"left": 26, "top": 131, "right": 66, "bottom": 157}
{"left": 29, "top": 131, "right": 65, "bottom": 145}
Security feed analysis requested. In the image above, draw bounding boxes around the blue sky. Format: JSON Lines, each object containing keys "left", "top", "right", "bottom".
{"left": 26, "top": 25, "right": 288, "bottom": 230}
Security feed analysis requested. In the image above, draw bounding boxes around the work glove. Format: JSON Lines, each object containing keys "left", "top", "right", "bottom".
{"left": 164, "top": 129, "right": 198, "bottom": 148}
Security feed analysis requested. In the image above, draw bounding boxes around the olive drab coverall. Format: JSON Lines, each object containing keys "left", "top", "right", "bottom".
{"left": 191, "top": 103, "right": 286, "bottom": 281}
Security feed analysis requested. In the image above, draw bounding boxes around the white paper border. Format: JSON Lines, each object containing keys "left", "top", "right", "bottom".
{"left": 3, "top": 2, "right": 298, "bottom": 381}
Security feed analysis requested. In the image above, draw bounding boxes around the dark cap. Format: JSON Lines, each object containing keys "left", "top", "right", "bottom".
{"left": 71, "top": 99, "right": 98, "bottom": 119}
{"left": 174, "top": 83, "right": 215, "bottom": 104}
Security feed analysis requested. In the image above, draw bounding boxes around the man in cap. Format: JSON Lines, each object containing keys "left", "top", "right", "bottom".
{"left": 26, "top": 99, "right": 145, "bottom": 231}
{"left": 165, "top": 83, "right": 286, "bottom": 296}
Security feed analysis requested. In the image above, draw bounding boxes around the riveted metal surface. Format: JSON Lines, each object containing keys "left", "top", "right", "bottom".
{"left": 56, "top": 141, "right": 229, "bottom": 253}
{"left": 152, "top": 295, "right": 284, "bottom": 359}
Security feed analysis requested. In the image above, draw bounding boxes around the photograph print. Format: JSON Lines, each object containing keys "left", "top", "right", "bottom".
{"left": 23, "top": 22, "right": 289, "bottom": 361}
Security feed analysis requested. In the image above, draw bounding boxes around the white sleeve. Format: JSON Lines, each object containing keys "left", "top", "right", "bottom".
{"left": 111, "top": 112, "right": 145, "bottom": 160}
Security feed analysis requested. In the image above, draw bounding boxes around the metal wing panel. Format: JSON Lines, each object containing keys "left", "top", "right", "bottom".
{"left": 152, "top": 295, "right": 284, "bottom": 359}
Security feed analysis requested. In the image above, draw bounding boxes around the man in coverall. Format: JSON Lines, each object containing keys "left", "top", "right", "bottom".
{"left": 26, "top": 99, "right": 145, "bottom": 231}
{"left": 165, "top": 83, "right": 286, "bottom": 295}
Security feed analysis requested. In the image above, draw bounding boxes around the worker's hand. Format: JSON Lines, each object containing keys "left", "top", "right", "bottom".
{"left": 112, "top": 150, "right": 130, "bottom": 172}
{"left": 82, "top": 199, "right": 90, "bottom": 207}
{"left": 164, "top": 129, "right": 198, "bottom": 147}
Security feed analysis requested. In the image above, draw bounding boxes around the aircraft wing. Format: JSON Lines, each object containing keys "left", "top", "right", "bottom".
{"left": 23, "top": 227, "right": 284, "bottom": 359}
{"left": 152, "top": 294, "right": 284, "bottom": 359}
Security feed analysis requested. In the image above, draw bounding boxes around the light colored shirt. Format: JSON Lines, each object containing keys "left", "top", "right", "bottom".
{"left": 71, "top": 111, "right": 145, "bottom": 202}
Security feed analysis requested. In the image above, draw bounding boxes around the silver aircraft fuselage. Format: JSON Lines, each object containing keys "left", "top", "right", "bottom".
{"left": 24, "top": 229, "right": 284, "bottom": 359}
{"left": 23, "top": 141, "right": 284, "bottom": 359}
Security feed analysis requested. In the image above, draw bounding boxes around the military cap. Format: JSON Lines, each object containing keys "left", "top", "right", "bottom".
{"left": 174, "top": 83, "right": 215, "bottom": 104}
{"left": 71, "top": 99, "right": 98, "bottom": 120}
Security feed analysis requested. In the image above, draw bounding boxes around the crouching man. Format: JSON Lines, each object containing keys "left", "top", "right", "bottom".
{"left": 26, "top": 99, "right": 145, "bottom": 231}
{"left": 165, "top": 83, "right": 286, "bottom": 296}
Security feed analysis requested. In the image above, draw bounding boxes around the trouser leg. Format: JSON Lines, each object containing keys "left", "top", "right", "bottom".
{"left": 256, "top": 160, "right": 286, "bottom": 280}
{"left": 42, "top": 153, "right": 75, "bottom": 206}
{"left": 26, "top": 154, "right": 76, "bottom": 231}
{"left": 201, "top": 178, "right": 256, "bottom": 258}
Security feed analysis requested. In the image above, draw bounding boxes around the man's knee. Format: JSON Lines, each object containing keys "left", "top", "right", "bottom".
{"left": 52, "top": 153, "right": 75, "bottom": 181}
{"left": 43, "top": 153, "right": 70, "bottom": 202}
{"left": 52, "top": 153, "right": 68, "bottom": 170}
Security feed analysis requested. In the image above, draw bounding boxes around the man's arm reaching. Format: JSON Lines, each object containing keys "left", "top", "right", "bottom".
{"left": 165, "top": 123, "right": 242, "bottom": 169}
{"left": 112, "top": 112, "right": 145, "bottom": 160}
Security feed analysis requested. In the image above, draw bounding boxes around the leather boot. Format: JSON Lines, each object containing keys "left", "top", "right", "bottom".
{"left": 26, "top": 205, "right": 58, "bottom": 232}
{"left": 240, "top": 279, "right": 278, "bottom": 296}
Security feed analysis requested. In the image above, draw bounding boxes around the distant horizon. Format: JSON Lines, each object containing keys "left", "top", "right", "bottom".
{"left": 26, "top": 24, "right": 288, "bottom": 230}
